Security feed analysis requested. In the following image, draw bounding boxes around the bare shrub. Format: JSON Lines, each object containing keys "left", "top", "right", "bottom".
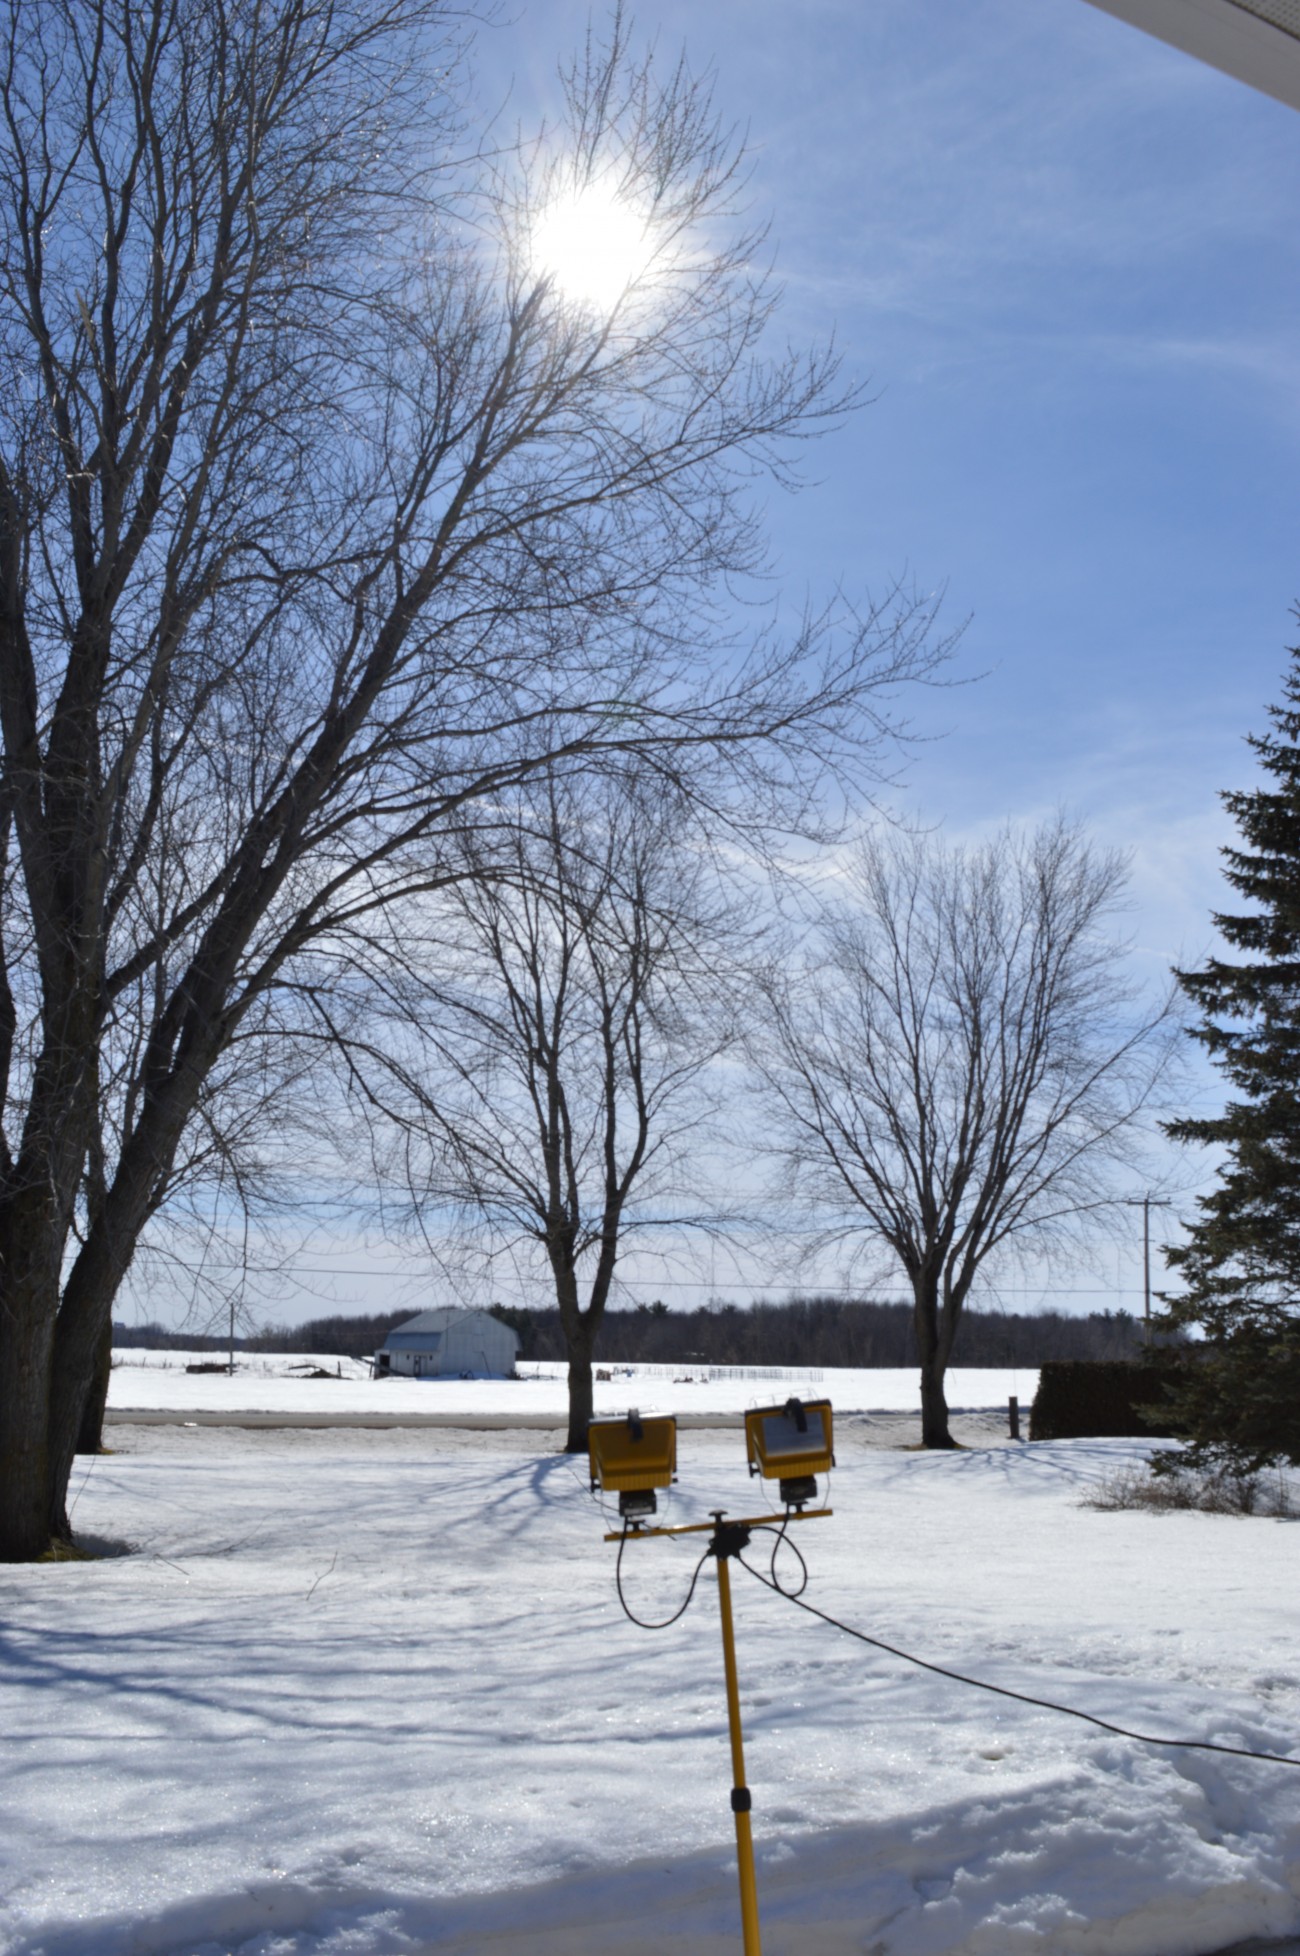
{"left": 1085, "top": 1460, "right": 1298, "bottom": 1517}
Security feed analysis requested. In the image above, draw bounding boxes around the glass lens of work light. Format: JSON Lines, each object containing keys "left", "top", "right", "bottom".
{"left": 760, "top": 1411, "right": 819, "bottom": 1458}
{"left": 745, "top": 1399, "right": 833, "bottom": 1480}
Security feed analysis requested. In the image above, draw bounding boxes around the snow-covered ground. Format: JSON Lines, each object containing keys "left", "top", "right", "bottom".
{"left": 3, "top": 1400, "right": 1298, "bottom": 1956}
{"left": 106, "top": 1351, "right": 1037, "bottom": 1420}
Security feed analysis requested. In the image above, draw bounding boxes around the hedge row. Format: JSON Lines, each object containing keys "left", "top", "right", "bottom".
{"left": 1028, "top": 1357, "right": 1187, "bottom": 1441}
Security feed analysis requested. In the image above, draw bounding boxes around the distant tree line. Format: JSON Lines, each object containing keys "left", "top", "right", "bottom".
{"left": 114, "top": 1297, "right": 1151, "bottom": 1368}
{"left": 112, "top": 1311, "right": 411, "bottom": 1362}
{"left": 494, "top": 1297, "right": 1151, "bottom": 1368}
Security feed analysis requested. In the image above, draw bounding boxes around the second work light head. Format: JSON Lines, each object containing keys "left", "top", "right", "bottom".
{"left": 745, "top": 1398, "right": 834, "bottom": 1508}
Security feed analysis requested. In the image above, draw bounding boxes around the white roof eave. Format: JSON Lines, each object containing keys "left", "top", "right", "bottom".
{"left": 1082, "top": 0, "right": 1300, "bottom": 111}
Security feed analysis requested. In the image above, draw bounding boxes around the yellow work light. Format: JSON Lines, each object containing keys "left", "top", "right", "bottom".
{"left": 588, "top": 1409, "right": 677, "bottom": 1521}
{"left": 744, "top": 1397, "right": 834, "bottom": 1508}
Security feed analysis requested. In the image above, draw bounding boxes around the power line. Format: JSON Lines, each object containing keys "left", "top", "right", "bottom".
{"left": 126, "top": 1254, "right": 1160, "bottom": 1299}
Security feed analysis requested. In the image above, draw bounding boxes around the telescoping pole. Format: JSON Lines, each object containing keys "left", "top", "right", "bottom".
{"left": 712, "top": 1516, "right": 762, "bottom": 1955}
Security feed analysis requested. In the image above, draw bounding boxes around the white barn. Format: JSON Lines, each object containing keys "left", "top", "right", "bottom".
{"left": 373, "top": 1307, "right": 519, "bottom": 1380}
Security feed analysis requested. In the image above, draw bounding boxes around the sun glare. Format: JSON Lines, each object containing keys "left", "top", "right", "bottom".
{"left": 530, "top": 184, "right": 655, "bottom": 314}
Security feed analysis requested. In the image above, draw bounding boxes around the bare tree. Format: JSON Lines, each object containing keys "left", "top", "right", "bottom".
{"left": 754, "top": 820, "right": 1178, "bottom": 1447}
{"left": 0, "top": 0, "right": 946, "bottom": 1558}
{"left": 340, "top": 772, "right": 738, "bottom": 1449}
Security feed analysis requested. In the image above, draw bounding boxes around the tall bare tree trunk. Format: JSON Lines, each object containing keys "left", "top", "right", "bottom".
{"left": 0, "top": 1206, "right": 65, "bottom": 1558}
{"left": 0, "top": 1091, "right": 191, "bottom": 1555}
{"left": 76, "top": 1318, "right": 114, "bottom": 1457}
{"left": 0, "top": 1261, "right": 119, "bottom": 1554}
{"left": 0, "top": 1315, "right": 57, "bottom": 1559}
{"left": 553, "top": 1248, "right": 602, "bottom": 1453}
{"left": 913, "top": 1271, "right": 958, "bottom": 1449}
{"left": 566, "top": 1336, "right": 596, "bottom": 1454}
{"left": 919, "top": 1361, "right": 955, "bottom": 1449}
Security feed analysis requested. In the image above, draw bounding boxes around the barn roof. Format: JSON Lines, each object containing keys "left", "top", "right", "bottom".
{"left": 382, "top": 1306, "right": 518, "bottom": 1345}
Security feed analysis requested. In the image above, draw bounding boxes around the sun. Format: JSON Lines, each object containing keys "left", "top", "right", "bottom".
{"left": 530, "top": 183, "right": 655, "bottom": 314}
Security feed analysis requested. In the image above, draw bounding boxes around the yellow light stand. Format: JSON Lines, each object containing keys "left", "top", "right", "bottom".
{"left": 598, "top": 1399, "right": 835, "bottom": 1956}
{"left": 588, "top": 1409, "right": 676, "bottom": 1520}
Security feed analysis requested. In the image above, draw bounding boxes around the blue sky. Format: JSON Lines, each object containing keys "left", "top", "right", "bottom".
{"left": 468, "top": 1, "right": 1299, "bottom": 1309}
{"left": 480, "top": 0, "right": 1300, "bottom": 990}
{"left": 131, "top": 1, "right": 1300, "bottom": 1331}
{"left": 486, "top": 0, "right": 1298, "bottom": 966}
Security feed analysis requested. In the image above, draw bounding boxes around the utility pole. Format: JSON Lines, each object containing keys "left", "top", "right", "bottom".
{"left": 1122, "top": 1194, "right": 1172, "bottom": 1345}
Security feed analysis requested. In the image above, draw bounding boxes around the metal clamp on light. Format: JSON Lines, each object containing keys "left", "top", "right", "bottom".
{"left": 744, "top": 1397, "right": 834, "bottom": 1508}
{"left": 588, "top": 1409, "right": 677, "bottom": 1522}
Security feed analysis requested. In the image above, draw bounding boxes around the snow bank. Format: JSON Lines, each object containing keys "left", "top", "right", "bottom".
{"left": 107, "top": 1351, "right": 1037, "bottom": 1419}
{"left": 2, "top": 1425, "right": 1297, "bottom": 1956}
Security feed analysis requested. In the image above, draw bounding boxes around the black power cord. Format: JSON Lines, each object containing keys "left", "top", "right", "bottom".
{"left": 607, "top": 1513, "right": 1300, "bottom": 1771}
{"left": 614, "top": 1522, "right": 715, "bottom": 1630}
{"left": 737, "top": 1532, "right": 1300, "bottom": 1771}
{"left": 763, "top": 1509, "right": 809, "bottom": 1598}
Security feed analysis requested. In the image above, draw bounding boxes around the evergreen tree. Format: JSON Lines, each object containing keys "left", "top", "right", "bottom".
{"left": 1162, "top": 647, "right": 1300, "bottom": 1471}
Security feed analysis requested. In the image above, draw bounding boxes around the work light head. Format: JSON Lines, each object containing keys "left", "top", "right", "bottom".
{"left": 744, "top": 1398, "right": 834, "bottom": 1508}
{"left": 588, "top": 1409, "right": 677, "bottom": 1521}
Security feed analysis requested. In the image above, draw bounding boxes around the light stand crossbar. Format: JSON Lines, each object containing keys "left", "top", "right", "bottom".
{"left": 602, "top": 1507, "right": 832, "bottom": 1543}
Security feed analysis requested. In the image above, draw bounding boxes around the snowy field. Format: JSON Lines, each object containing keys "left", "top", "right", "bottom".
{"left": 3, "top": 1412, "right": 1299, "bottom": 1956}
{"left": 106, "top": 1352, "right": 1038, "bottom": 1421}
